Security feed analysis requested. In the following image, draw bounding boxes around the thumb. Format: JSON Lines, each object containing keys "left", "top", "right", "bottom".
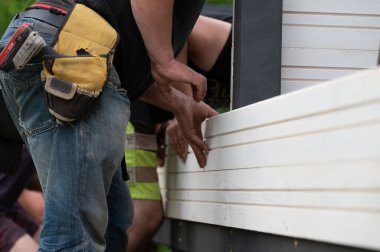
{"left": 207, "top": 107, "right": 219, "bottom": 118}
{"left": 201, "top": 103, "right": 219, "bottom": 118}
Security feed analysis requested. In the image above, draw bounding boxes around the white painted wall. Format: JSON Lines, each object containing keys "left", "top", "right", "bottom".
{"left": 281, "top": 0, "right": 380, "bottom": 93}
{"left": 162, "top": 68, "right": 380, "bottom": 251}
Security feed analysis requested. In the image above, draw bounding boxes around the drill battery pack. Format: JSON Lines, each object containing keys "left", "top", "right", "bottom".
{"left": 0, "top": 23, "right": 46, "bottom": 71}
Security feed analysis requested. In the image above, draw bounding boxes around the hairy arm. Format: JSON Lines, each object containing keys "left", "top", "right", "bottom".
{"left": 131, "top": 0, "right": 216, "bottom": 166}
{"left": 130, "top": 0, "right": 206, "bottom": 101}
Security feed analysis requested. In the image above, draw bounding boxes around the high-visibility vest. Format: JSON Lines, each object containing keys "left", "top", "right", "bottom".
{"left": 125, "top": 122, "right": 158, "bottom": 184}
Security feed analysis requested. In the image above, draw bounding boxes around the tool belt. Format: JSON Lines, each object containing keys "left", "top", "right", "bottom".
{"left": 24, "top": 0, "right": 119, "bottom": 122}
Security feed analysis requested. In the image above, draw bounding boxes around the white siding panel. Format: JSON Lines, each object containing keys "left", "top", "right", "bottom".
{"left": 283, "top": 0, "right": 380, "bottom": 15}
{"left": 282, "top": 80, "right": 323, "bottom": 93}
{"left": 282, "top": 26, "right": 380, "bottom": 50}
{"left": 280, "top": 0, "right": 380, "bottom": 93}
{"left": 167, "top": 160, "right": 380, "bottom": 190}
{"left": 168, "top": 190, "right": 380, "bottom": 211}
{"left": 283, "top": 13, "right": 380, "bottom": 29}
{"left": 206, "top": 102, "right": 380, "bottom": 150}
{"left": 282, "top": 48, "right": 378, "bottom": 69}
{"left": 171, "top": 123, "right": 380, "bottom": 172}
{"left": 281, "top": 67, "right": 355, "bottom": 80}
{"left": 164, "top": 69, "right": 380, "bottom": 250}
{"left": 206, "top": 68, "right": 380, "bottom": 137}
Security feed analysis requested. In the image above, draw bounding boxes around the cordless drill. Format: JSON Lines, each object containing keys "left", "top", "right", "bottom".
{"left": 0, "top": 22, "right": 47, "bottom": 71}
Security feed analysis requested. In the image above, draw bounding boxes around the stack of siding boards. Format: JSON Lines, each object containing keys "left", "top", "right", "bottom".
{"left": 159, "top": 1, "right": 380, "bottom": 250}
{"left": 164, "top": 67, "right": 380, "bottom": 251}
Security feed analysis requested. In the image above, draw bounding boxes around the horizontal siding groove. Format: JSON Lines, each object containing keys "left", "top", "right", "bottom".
{"left": 205, "top": 118, "right": 380, "bottom": 151}
{"left": 283, "top": 14, "right": 380, "bottom": 29}
{"left": 283, "top": 0, "right": 380, "bottom": 16}
{"left": 280, "top": 1, "right": 380, "bottom": 91}
{"left": 281, "top": 65, "right": 364, "bottom": 70}
{"left": 166, "top": 188, "right": 380, "bottom": 193}
{"left": 283, "top": 23, "right": 380, "bottom": 30}
{"left": 166, "top": 199, "right": 380, "bottom": 214}
{"left": 201, "top": 99, "right": 380, "bottom": 143}
{"left": 283, "top": 11, "right": 380, "bottom": 18}
{"left": 281, "top": 78, "right": 328, "bottom": 82}
{"left": 205, "top": 69, "right": 380, "bottom": 137}
{"left": 205, "top": 101, "right": 380, "bottom": 141}
{"left": 283, "top": 47, "right": 378, "bottom": 53}
{"left": 167, "top": 191, "right": 380, "bottom": 211}
{"left": 167, "top": 159, "right": 380, "bottom": 187}
{"left": 164, "top": 69, "right": 380, "bottom": 250}
{"left": 206, "top": 104, "right": 380, "bottom": 150}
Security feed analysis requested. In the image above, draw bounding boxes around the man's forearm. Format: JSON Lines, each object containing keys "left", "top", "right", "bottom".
{"left": 140, "top": 83, "right": 190, "bottom": 115}
{"left": 131, "top": 0, "right": 207, "bottom": 101}
{"left": 131, "top": 0, "right": 174, "bottom": 66}
{"left": 170, "top": 43, "right": 193, "bottom": 97}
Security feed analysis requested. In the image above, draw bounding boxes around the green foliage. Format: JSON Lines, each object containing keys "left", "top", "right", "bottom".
{"left": 207, "top": 0, "right": 233, "bottom": 4}
{"left": 0, "top": 0, "right": 34, "bottom": 35}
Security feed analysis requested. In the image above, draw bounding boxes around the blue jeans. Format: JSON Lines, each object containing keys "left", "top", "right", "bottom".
{"left": 0, "top": 17, "right": 133, "bottom": 251}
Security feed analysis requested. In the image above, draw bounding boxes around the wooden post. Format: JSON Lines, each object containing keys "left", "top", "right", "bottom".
{"left": 232, "top": 0, "right": 283, "bottom": 109}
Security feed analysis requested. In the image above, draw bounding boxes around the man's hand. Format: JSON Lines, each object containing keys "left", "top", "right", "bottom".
{"left": 166, "top": 118, "right": 188, "bottom": 162}
{"left": 131, "top": 0, "right": 206, "bottom": 102}
{"left": 151, "top": 58, "right": 207, "bottom": 102}
{"left": 172, "top": 100, "right": 218, "bottom": 167}
{"left": 141, "top": 84, "right": 218, "bottom": 167}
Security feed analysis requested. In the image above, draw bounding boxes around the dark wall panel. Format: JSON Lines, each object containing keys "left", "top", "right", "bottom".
{"left": 232, "top": 0, "right": 282, "bottom": 108}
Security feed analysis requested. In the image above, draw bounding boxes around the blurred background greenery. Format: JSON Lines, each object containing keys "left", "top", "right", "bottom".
{"left": 0, "top": 0, "right": 34, "bottom": 34}
{"left": 0, "top": 0, "right": 232, "bottom": 35}
{"left": 207, "top": 0, "right": 232, "bottom": 4}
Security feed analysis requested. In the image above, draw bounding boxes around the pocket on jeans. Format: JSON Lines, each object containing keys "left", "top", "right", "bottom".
{"left": 2, "top": 66, "right": 42, "bottom": 90}
{"left": 0, "top": 71, "right": 57, "bottom": 137}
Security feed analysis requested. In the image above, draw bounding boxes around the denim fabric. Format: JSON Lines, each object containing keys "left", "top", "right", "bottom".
{"left": 0, "top": 17, "right": 133, "bottom": 251}
{"left": 105, "top": 167, "right": 133, "bottom": 252}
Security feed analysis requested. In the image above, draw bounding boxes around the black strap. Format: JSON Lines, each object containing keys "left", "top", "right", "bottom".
{"left": 16, "top": 8, "right": 67, "bottom": 28}
{"left": 121, "top": 156, "right": 129, "bottom": 181}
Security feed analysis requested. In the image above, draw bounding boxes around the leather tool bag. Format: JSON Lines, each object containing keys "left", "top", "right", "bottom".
{"left": 31, "top": 0, "right": 119, "bottom": 122}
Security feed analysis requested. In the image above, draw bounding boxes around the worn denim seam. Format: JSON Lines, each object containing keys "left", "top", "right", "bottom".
{"left": 79, "top": 119, "right": 89, "bottom": 251}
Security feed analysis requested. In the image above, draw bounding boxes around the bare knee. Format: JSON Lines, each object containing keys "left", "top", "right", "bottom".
{"left": 132, "top": 199, "right": 163, "bottom": 235}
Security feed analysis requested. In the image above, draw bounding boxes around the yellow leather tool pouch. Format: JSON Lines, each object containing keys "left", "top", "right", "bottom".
{"left": 41, "top": 2, "right": 119, "bottom": 122}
